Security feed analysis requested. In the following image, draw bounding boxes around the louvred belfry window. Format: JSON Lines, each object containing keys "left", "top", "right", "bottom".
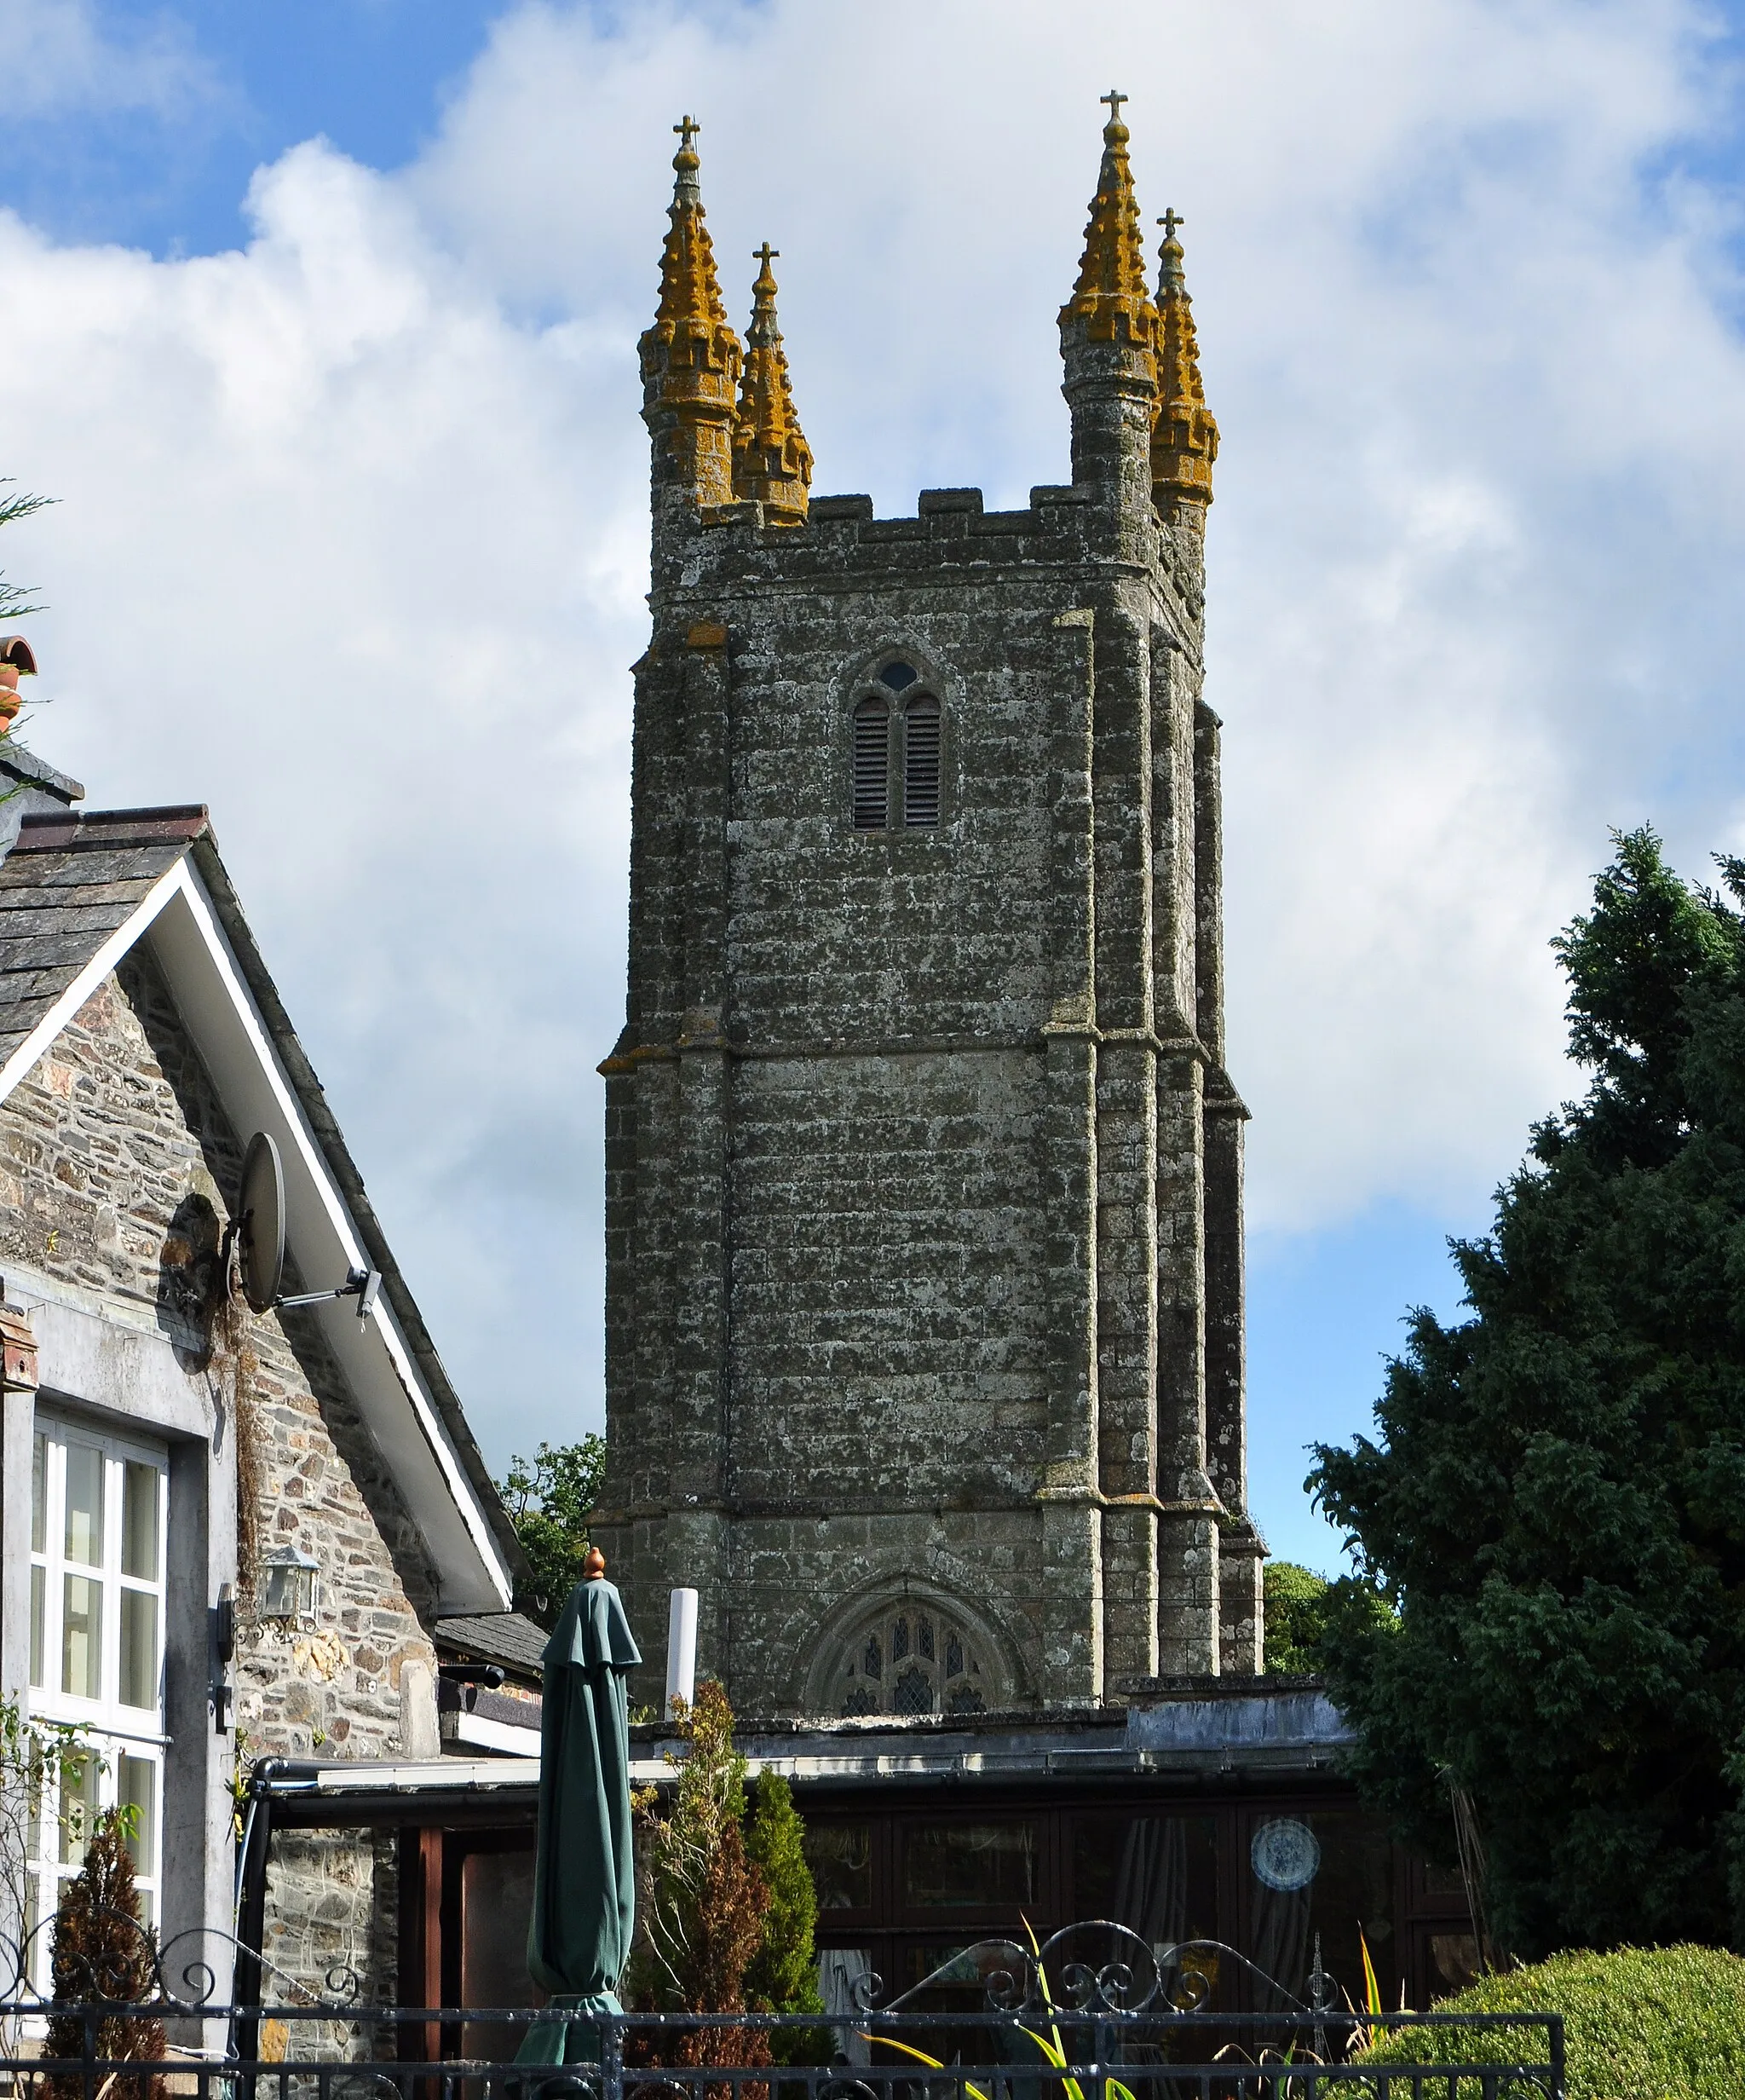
{"left": 903, "top": 695, "right": 941, "bottom": 828}
{"left": 852, "top": 697, "right": 890, "bottom": 829}
{"left": 851, "top": 661, "right": 945, "bottom": 831}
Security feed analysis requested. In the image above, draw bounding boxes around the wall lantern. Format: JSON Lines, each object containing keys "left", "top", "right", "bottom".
{"left": 261, "top": 1546, "right": 321, "bottom": 1624}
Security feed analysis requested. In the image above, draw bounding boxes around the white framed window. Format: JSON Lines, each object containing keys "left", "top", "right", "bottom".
{"left": 23, "top": 1414, "right": 167, "bottom": 1986}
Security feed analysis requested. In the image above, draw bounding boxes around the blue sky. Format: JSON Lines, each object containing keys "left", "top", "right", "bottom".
{"left": 9, "top": 0, "right": 1745, "bottom": 1574}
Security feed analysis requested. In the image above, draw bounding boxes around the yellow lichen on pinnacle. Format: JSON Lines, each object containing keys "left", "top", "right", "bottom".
{"left": 1059, "top": 89, "right": 1157, "bottom": 349}
{"left": 732, "top": 244, "right": 813, "bottom": 526}
{"left": 1151, "top": 209, "right": 1218, "bottom": 522}
{"left": 639, "top": 116, "right": 742, "bottom": 511}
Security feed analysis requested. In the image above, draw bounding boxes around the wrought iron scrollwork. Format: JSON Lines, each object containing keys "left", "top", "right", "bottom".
{"left": 0, "top": 1907, "right": 361, "bottom": 2018}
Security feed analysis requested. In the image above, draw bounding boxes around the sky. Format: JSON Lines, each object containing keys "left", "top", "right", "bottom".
{"left": 4, "top": 0, "right": 1745, "bottom": 1574}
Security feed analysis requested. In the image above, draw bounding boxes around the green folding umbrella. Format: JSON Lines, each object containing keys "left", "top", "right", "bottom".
{"left": 516, "top": 1549, "right": 643, "bottom": 2068}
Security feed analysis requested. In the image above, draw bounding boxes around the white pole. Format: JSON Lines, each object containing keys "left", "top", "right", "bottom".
{"left": 665, "top": 1587, "right": 699, "bottom": 1716}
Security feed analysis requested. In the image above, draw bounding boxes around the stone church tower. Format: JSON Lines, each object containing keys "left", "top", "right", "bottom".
{"left": 593, "top": 99, "right": 1264, "bottom": 1718}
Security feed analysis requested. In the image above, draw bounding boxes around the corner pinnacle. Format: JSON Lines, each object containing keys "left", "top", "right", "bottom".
{"left": 639, "top": 115, "right": 742, "bottom": 512}
{"left": 1059, "top": 89, "right": 1156, "bottom": 347}
{"left": 1151, "top": 208, "right": 1218, "bottom": 524}
{"left": 732, "top": 244, "right": 813, "bottom": 527}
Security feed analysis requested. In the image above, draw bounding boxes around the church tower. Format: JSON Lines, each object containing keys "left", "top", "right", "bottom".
{"left": 594, "top": 100, "right": 1264, "bottom": 1717}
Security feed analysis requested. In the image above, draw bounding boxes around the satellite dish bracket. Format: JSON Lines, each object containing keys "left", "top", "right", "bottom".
{"left": 278, "top": 1266, "right": 383, "bottom": 1321}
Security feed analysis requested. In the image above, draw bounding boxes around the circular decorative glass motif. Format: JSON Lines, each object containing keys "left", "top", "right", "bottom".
{"left": 1249, "top": 1817, "right": 1322, "bottom": 1892}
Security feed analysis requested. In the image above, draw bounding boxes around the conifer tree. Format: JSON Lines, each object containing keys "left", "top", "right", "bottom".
{"left": 1310, "top": 828, "right": 1745, "bottom": 1956}
{"left": 629, "top": 1682, "right": 772, "bottom": 2069}
{"left": 744, "top": 1772, "right": 826, "bottom": 2063}
{"left": 43, "top": 1806, "right": 165, "bottom": 2100}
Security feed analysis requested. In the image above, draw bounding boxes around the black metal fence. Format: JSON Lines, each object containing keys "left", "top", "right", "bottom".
{"left": 0, "top": 1918, "right": 1564, "bottom": 2099}
{"left": 0, "top": 1999, "right": 1565, "bottom": 2100}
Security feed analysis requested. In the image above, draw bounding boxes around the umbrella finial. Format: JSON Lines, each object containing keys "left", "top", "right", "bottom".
{"left": 585, "top": 1545, "right": 607, "bottom": 1579}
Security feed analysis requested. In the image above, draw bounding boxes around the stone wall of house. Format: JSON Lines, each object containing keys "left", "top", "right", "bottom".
{"left": 0, "top": 942, "right": 440, "bottom": 1996}
{"left": 262, "top": 1827, "right": 401, "bottom": 2046}
{"left": 596, "top": 473, "right": 1265, "bottom": 1716}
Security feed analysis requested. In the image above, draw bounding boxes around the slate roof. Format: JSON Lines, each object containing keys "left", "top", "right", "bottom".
{"left": 0, "top": 789, "right": 527, "bottom": 1601}
{"left": 433, "top": 1610, "right": 550, "bottom": 1684}
{"left": 0, "top": 805, "right": 210, "bottom": 1069}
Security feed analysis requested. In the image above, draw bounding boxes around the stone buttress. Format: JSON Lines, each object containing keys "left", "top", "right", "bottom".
{"left": 595, "top": 101, "right": 1264, "bottom": 1717}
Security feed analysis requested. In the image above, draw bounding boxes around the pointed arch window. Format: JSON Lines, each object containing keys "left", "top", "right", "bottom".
{"left": 828, "top": 1601, "right": 988, "bottom": 1716}
{"left": 849, "top": 661, "right": 944, "bottom": 832}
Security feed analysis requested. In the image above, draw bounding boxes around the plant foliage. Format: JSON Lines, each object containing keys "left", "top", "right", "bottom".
{"left": 627, "top": 1681, "right": 772, "bottom": 2075}
{"left": 495, "top": 1434, "right": 605, "bottom": 1628}
{"left": 1360, "top": 1944, "right": 1745, "bottom": 2098}
{"left": 744, "top": 1771, "right": 828, "bottom": 2061}
{"left": 43, "top": 1807, "right": 165, "bottom": 2100}
{"left": 628, "top": 1684, "right": 829, "bottom": 2074}
{"left": 1309, "top": 828, "right": 1745, "bottom": 1954}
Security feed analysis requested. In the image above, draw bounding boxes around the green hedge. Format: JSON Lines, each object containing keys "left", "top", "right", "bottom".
{"left": 1360, "top": 1945, "right": 1745, "bottom": 2098}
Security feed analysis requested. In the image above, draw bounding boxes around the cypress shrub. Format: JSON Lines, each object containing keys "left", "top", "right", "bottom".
{"left": 744, "top": 1771, "right": 827, "bottom": 2064}
{"left": 43, "top": 1809, "right": 166, "bottom": 2100}
{"left": 1361, "top": 1944, "right": 1745, "bottom": 2097}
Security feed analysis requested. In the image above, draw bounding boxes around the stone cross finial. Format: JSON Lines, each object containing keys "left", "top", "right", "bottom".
{"left": 1101, "top": 88, "right": 1127, "bottom": 125}
{"left": 674, "top": 114, "right": 700, "bottom": 149}
{"left": 753, "top": 242, "right": 779, "bottom": 269}
{"left": 1159, "top": 209, "right": 1185, "bottom": 240}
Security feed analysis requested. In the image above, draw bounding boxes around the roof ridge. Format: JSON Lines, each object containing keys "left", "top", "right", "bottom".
{"left": 17, "top": 805, "right": 210, "bottom": 849}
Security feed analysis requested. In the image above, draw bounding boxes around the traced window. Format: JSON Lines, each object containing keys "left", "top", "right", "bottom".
{"left": 829, "top": 1601, "right": 988, "bottom": 1716}
{"left": 25, "top": 1416, "right": 167, "bottom": 1984}
{"left": 852, "top": 697, "right": 890, "bottom": 830}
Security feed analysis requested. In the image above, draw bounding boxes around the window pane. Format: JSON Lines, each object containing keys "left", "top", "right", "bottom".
{"left": 61, "top": 1573, "right": 102, "bottom": 1699}
{"left": 121, "top": 1462, "right": 160, "bottom": 1581}
{"left": 804, "top": 1822, "right": 872, "bottom": 1910}
{"left": 903, "top": 1822, "right": 1037, "bottom": 1909}
{"left": 58, "top": 1757, "right": 98, "bottom": 1866}
{"left": 1071, "top": 1814, "right": 1219, "bottom": 1953}
{"left": 62, "top": 1444, "right": 103, "bottom": 1566}
{"left": 29, "top": 1564, "right": 43, "bottom": 1688}
{"left": 118, "top": 1755, "right": 156, "bottom": 1879}
{"left": 31, "top": 1430, "right": 45, "bottom": 1553}
{"left": 119, "top": 1589, "right": 158, "bottom": 1710}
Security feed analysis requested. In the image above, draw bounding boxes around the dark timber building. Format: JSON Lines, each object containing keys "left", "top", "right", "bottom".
{"left": 594, "top": 96, "right": 1265, "bottom": 1719}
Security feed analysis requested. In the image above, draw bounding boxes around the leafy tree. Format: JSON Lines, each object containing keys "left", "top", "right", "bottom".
{"left": 43, "top": 1806, "right": 165, "bottom": 2100}
{"left": 1263, "top": 1561, "right": 1332, "bottom": 1671}
{"left": 1309, "top": 828, "right": 1745, "bottom": 1958}
{"left": 0, "top": 481, "right": 51, "bottom": 627}
{"left": 495, "top": 1434, "right": 605, "bottom": 1627}
{"left": 1264, "top": 1561, "right": 1397, "bottom": 1674}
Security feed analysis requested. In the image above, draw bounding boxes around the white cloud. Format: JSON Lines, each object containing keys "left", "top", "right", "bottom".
{"left": 0, "top": 0, "right": 222, "bottom": 120}
{"left": 2, "top": 0, "right": 1743, "bottom": 1461}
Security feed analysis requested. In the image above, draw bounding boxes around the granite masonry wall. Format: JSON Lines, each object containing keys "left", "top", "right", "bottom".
{"left": 0, "top": 942, "right": 438, "bottom": 1998}
{"left": 596, "top": 474, "right": 1265, "bottom": 1715}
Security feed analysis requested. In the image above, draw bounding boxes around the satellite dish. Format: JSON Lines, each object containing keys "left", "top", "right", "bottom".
{"left": 238, "top": 1132, "right": 285, "bottom": 1314}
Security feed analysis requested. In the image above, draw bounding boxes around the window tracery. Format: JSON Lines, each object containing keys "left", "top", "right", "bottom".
{"left": 829, "top": 1600, "right": 988, "bottom": 1716}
